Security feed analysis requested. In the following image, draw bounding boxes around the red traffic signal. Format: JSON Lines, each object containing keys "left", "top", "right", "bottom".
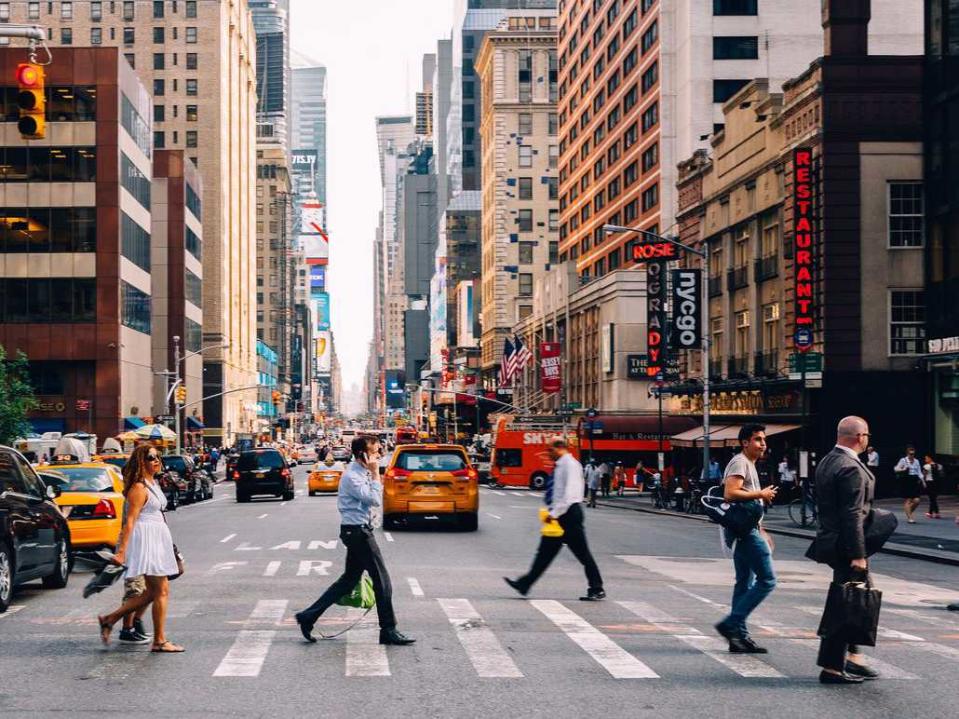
{"left": 17, "top": 63, "right": 42, "bottom": 87}
{"left": 16, "top": 62, "right": 45, "bottom": 139}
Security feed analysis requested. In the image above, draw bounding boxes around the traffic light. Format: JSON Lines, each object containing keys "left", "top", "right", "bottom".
{"left": 16, "top": 63, "right": 45, "bottom": 140}
{"left": 175, "top": 385, "right": 187, "bottom": 404}
{"left": 271, "top": 390, "right": 281, "bottom": 406}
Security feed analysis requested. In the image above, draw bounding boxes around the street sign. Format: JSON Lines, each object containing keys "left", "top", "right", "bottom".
{"left": 584, "top": 420, "right": 604, "bottom": 435}
{"left": 804, "top": 377, "right": 822, "bottom": 389}
{"left": 565, "top": 401, "right": 582, "bottom": 410}
{"left": 586, "top": 407, "right": 598, "bottom": 419}
{"left": 788, "top": 352, "right": 822, "bottom": 373}
{"left": 156, "top": 415, "right": 174, "bottom": 423}
{"left": 794, "top": 327, "right": 813, "bottom": 351}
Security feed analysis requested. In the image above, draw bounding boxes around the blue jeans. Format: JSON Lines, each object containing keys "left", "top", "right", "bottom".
{"left": 721, "top": 528, "right": 776, "bottom": 637}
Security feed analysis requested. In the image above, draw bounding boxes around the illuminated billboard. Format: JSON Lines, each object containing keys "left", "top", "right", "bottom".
{"left": 315, "top": 331, "right": 331, "bottom": 374}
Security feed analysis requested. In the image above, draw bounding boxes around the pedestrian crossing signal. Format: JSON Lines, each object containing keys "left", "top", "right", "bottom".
{"left": 16, "top": 63, "right": 45, "bottom": 140}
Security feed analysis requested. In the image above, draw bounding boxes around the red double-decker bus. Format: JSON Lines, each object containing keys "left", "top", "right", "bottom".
{"left": 490, "top": 416, "right": 578, "bottom": 490}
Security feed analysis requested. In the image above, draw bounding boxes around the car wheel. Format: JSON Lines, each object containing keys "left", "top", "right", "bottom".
{"left": 41, "top": 538, "right": 70, "bottom": 589}
{"left": 383, "top": 515, "right": 398, "bottom": 530}
{"left": 283, "top": 490, "right": 295, "bottom": 501}
{"left": 459, "top": 513, "right": 479, "bottom": 532}
{"left": 0, "top": 542, "right": 13, "bottom": 613}
{"left": 308, "top": 490, "right": 315, "bottom": 497}
{"left": 237, "top": 491, "right": 250, "bottom": 503}
{"left": 530, "top": 472, "right": 548, "bottom": 490}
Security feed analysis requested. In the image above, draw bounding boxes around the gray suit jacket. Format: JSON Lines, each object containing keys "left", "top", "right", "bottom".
{"left": 813, "top": 447, "right": 875, "bottom": 563}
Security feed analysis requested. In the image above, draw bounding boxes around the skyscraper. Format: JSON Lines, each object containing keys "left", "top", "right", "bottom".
{"left": 291, "top": 60, "right": 328, "bottom": 203}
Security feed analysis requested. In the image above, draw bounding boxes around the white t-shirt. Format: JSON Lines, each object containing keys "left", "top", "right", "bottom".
{"left": 866, "top": 451, "right": 879, "bottom": 467}
{"left": 723, "top": 453, "right": 760, "bottom": 493}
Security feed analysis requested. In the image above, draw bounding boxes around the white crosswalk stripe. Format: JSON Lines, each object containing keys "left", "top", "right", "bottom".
{"left": 530, "top": 599, "right": 658, "bottom": 679}
{"left": 346, "top": 608, "right": 390, "bottom": 676}
{"left": 883, "top": 607, "right": 959, "bottom": 631}
{"left": 0, "top": 605, "right": 26, "bottom": 619}
{"left": 618, "top": 600, "right": 783, "bottom": 678}
{"left": 437, "top": 599, "right": 523, "bottom": 678}
{"left": 213, "top": 599, "right": 287, "bottom": 677}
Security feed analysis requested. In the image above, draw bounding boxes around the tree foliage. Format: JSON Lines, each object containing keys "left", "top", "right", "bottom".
{"left": 0, "top": 345, "right": 36, "bottom": 445}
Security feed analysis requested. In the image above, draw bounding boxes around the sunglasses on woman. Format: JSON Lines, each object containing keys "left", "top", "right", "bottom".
{"left": 147, "top": 454, "right": 161, "bottom": 462}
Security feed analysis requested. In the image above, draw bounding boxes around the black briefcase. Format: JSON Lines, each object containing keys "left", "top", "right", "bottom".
{"left": 818, "top": 576, "right": 882, "bottom": 647}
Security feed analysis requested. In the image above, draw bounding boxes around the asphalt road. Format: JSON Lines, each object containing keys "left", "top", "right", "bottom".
{"left": 2, "top": 465, "right": 959, "bottom": 719}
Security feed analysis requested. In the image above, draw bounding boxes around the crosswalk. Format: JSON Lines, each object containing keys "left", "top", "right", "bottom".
{"left": 4, "top": 591, "right": 958, "bottom": 681}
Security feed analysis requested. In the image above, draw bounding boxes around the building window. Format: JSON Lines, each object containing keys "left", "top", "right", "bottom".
{"left": 622, "top": 46, "right": 638, "bottom": 75}
{"left": 0, "top": 278, "right": 95, "bottom": 323}
{"left": 641, "top": 143, "right": 658, "bottom": 172}
{"left": 90, "top": 27, "right": 102, "bottom": 44}
{"left": 623, "top": 160, "right": 638, "bottom": 187}
{"left": 154, "top": 131, "right": 165, "bottom": 148}
{"left": 185, "top": 130, "right": 197, "bottom": 148}
{"left": 153, "top": 78, "right": 165, "bottom": 96}
{"left": 153, "top": 27, "right": 165, "bottom": 43}
{"left": 549, "top": 209, "right": 559, "bottom": 232}
{"left": 121, "top": 154, "right": 151, "bottom": 210}
{"left": 624, "top": 198, "right": 638, "bottom": 223}
{"left": 124, "top": 53, "right": 135, "bottom": 68}
{"left": 518, "top": 209, "right": 533, "bottom": 232}
{"left": 548, "top": 177, "right": 558, "bottom": 200}
{"left": 518, "top": 177, "right": 533, "bottom": 200}
{"left": 713, "top": 79, "right": 750, "bottom": 103}
{"left": 642, "top": 0, "right": 656, "bottom": 13}
{"left": 28, "top": 2, "right": 40, "bottom": 20}
{"left": 889, "top": 290, "right": 926, "bottom": 355}
{"left": 123, "top": 27, "right": 134, "bottom": 45}
{"left": 518, "top": 145, "right": 532, "bottom": 168}
{"left": 123, "top": 1, "right": 135, "bottom": 20}
{"left": 186, "top": 104, "right": 198, "bottom": 122}
{"left": 121, "top": 281, "right": 151, "bottom": 335}
{"left": 185, "top": 318, "right": 201, "bottom": 353}
{"left": 518, "top": 112, "right": 532, "bottom": 135}
{"left": 186, "top": 27, "right": 197, "bottom": 43}
{"left": 519, "top": 241, "right": 534, "bottom": 265}
{"left": 186, "top": 52, "right": 198, "bottom": 70}
{"left": 186, "top": 226, "right": 201, "bottom": 260}
{"left": 548, "top": 112, "right": 558, "bottom": 136}
{"left": 519, "top": 273, "right": 533, "bottom": 296}
{"left": 61, "top": 1, "right": 72, "bottom": 19}
{"left": 0, "top": 4, "right": 9, "bottom": 22}
{"left": 641, "top": 183, "right": 659, "bottom": 211}
{"left": 153, "top": 0, "right": 164, "bottom": 18}
{"left": 713, "top": 0, "right": 758, "bottom": 15}
{"left": 713, "top": 36, "right": 759, "bottom": 60}
{"left": 60, "top": 28, "right": 72, "bottom": 45}
{"left": 641, "top": 103, "right": 658, "bottom": 132}
{"left": 641, "top": 21, "right": 658, "bottom": 54}
{"left": 153, "top": 105, "right": 165, "bottom": 123}
{"left": 0, "top": 207, "right": 96, "bottom": 253}
{"left": 186, "top": 79, "right": 198, "bottom": 96}
{"left": 623, "top": 121, "right": 638, "bottom": 149}
{"left": 186, "top": 183, "right": 201, "bottom": 220}
{"left": 185, "top": 269, "right": 202, "bottom": 307}
{"left": 888, "top": 182, "right": 924, "bottom": 247}
{"left": 186, "top": 0, "right": 197, "bottom": 18}
{"left": 121, "top": 211, "right": 151, "bottom": 271}
{"left": 89, "top": 1, "right": 102, "bottom": 19}
{"left": 153, "top": 52, "right": 165, "bottom": 70}
{"left": 641, "top": 62, "right": 658, "bottom": 94}
{"left": 121, "top": 94, "right": 151, "bottom": 157}
{"left": 623, "top": 84, "right": 639, "bottom": 112}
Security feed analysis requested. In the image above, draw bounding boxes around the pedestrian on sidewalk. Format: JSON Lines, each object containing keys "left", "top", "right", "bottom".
{"left": 613, "top": 463, "right": 627, "bottom": 496}
{"left": 894, "top": 446, "right": 923, "bottom": 523}
{"left": 504, "top": 439, "right": 605, "bottom": 601}
{"left": 97, "top": 445, "right": 184, "bottom": 653}
{"left": 777, "top": 457, "right": 796, "bottom": 504}
{"left": 922, "top": 454, "right": 943, "bottom": 519}
{"left": 598, "top": 460, "right": 611, "bottom": 497}
{"left": 714, "top": 424, "right": 778, "bottom": 654}
{"left": 295, "top": 435, "right": 415, "bottom": 646}
{"left": 584, "top": 459, "right": 600, "bottom": 508}
{"left": 633, "top": 460, "right": 646, "bottom": 492}
{"left": 812, "top": 416, "right": 879, "bottom": 684}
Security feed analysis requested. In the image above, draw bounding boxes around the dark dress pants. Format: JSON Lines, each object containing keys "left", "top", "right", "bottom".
{"left": 298, "top": 524, "right": 396, "bottom": 630}
{"left": 517, "top": 503, "right": 603, "bottom": 592}
{"left": 816, "top": 563, "right": 862, "bottom": 670}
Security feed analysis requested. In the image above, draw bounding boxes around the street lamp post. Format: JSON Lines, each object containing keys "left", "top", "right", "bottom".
{"left": 603, "top": 224, "right": 711, "bottom": 479}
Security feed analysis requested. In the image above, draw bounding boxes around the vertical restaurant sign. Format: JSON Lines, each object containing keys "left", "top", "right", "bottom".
{"left": 601, "top": 324, "right": 614, "bottom": 374}
{"left": 793, "top": 148, "right": 815, "bottom": 351}
{"left": 540, "top": 341, "right": 562, "bottom": 394}
{"left": 670, "top": 268, "right": 701, "bottom": 349}
{"left": 646, "top": 262, "right": 668, "bottom": 377}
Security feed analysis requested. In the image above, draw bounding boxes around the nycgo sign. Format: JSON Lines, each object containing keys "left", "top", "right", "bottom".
{"left": 670, "top": 269, "right": 702, "bottom": 349}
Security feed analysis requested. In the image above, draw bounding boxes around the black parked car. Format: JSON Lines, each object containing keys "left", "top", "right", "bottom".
{"left": 161, "top": 455, "right": 213, "bottom": 503}
{"left": 235, "top": 449, "right": 294, "bottom": 503}
{"left": 0, "top": 445, "right": 71, "bottom": 613}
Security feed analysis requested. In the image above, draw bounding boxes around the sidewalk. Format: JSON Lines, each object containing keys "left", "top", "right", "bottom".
{"left": 594, "top": 491, "right": 959, "bottom": 566}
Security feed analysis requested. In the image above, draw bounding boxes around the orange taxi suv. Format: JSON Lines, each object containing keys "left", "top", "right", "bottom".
{"left": 308, "top": 460, "right": 344, "bottom": 496}
{"left": 383, "top": 444, "right": 479, "bottom": 531}
{"left": 37, "top": 462, "right": 126, "bottom": 552}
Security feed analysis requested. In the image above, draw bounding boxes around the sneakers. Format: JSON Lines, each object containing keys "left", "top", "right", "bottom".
{"left": 133, "top": 618, "right": 151, "bottom": 639}
{"left": 118, "top": 628, "right": 151, "bottom": 644}
{"left": 579, "top": 588, "right": 606, "bottom": 601}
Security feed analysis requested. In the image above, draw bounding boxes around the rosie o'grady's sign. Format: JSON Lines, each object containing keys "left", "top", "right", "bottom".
{"left": 793, "top": 148, "right": 815, "bottom": 351}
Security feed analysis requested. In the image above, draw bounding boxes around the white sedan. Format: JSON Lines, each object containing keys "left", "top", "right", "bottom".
{"left": 298, "top": 445, "right": 318, "bottom": 464}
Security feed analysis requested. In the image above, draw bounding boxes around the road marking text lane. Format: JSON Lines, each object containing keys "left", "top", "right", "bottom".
{"left": 530, "top": 600, "right": 658, "bottom": 679}
{"left": 438, "top": 598, "right": 523, "bottom": 678}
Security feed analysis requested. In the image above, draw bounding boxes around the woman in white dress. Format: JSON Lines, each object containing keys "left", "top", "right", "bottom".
{"left": 97, "top": 445, "right": 184, "bottom": 652}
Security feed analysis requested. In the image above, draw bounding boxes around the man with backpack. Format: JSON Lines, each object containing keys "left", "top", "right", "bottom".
{"left": 714, "top": 423, "right": 778, "bottom": 653}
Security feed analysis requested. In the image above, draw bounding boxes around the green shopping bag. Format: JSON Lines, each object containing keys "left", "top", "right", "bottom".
{"left": 336, "top": 574, "right": 376, "bottom": 609}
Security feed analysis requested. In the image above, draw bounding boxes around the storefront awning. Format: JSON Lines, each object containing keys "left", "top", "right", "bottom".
{"left": 124, "top": 416, "right": 145, "bottom": 430}
{"left": 671, "top": 423, "right": 800, "bottom": 448}
{"left": 186, "top": 416, "right": 204, "bottom": 430}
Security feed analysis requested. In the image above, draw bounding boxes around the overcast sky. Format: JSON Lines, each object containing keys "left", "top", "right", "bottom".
{"left": 289, "top": 1, "right": 455, "bottom": 392}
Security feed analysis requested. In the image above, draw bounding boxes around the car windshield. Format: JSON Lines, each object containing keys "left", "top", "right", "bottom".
{"left": 100, "top": 456, "right": 127, "bottom": 469}
{"left": 238, "top": 451, "right": 283, "bottom": 470}
{"left": 162, "top": 457, "right": 186, "bottom": 473}
{"left": 40, "top": 467, "right": 114, "bottom": 492}
{"left": 395, "top": 451, "right": 466, "bottom": 472}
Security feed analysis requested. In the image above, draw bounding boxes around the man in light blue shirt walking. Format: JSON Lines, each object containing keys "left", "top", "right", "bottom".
{"left": 295, "top": 435, "right": 414, "bottom": 646}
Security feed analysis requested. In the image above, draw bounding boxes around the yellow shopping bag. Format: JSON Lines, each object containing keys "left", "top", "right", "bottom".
{"left": 539, "top": 507, "right": 564, "bottom": 538}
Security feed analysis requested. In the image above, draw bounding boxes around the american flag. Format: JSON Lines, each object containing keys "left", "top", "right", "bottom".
{"left": 498, "top": 337, "right": 516, "bottom": 388}
{"left": 513, "top": 335, "right": 533, "bottom": 372}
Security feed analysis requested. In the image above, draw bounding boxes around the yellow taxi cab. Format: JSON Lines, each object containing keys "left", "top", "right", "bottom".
{"left": 308, "top": 459, "right": 344, "bottom": 496}
{"left": 383, "top": 444, "right": 478, "bottom": 531}
{"left": 37, "top": 462, "right": 126, "bottom": 552}
{"left": 93, "top": 453, "right": 131, "bottom": 471}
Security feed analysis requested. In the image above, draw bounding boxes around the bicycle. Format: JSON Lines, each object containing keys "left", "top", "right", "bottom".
{"left": 787, "top": 497, "right": 818, "bottom": 528}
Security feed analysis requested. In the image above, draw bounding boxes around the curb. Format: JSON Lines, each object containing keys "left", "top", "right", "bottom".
{"left": 594, "top": 498, "right": 959, "bottom": 567}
